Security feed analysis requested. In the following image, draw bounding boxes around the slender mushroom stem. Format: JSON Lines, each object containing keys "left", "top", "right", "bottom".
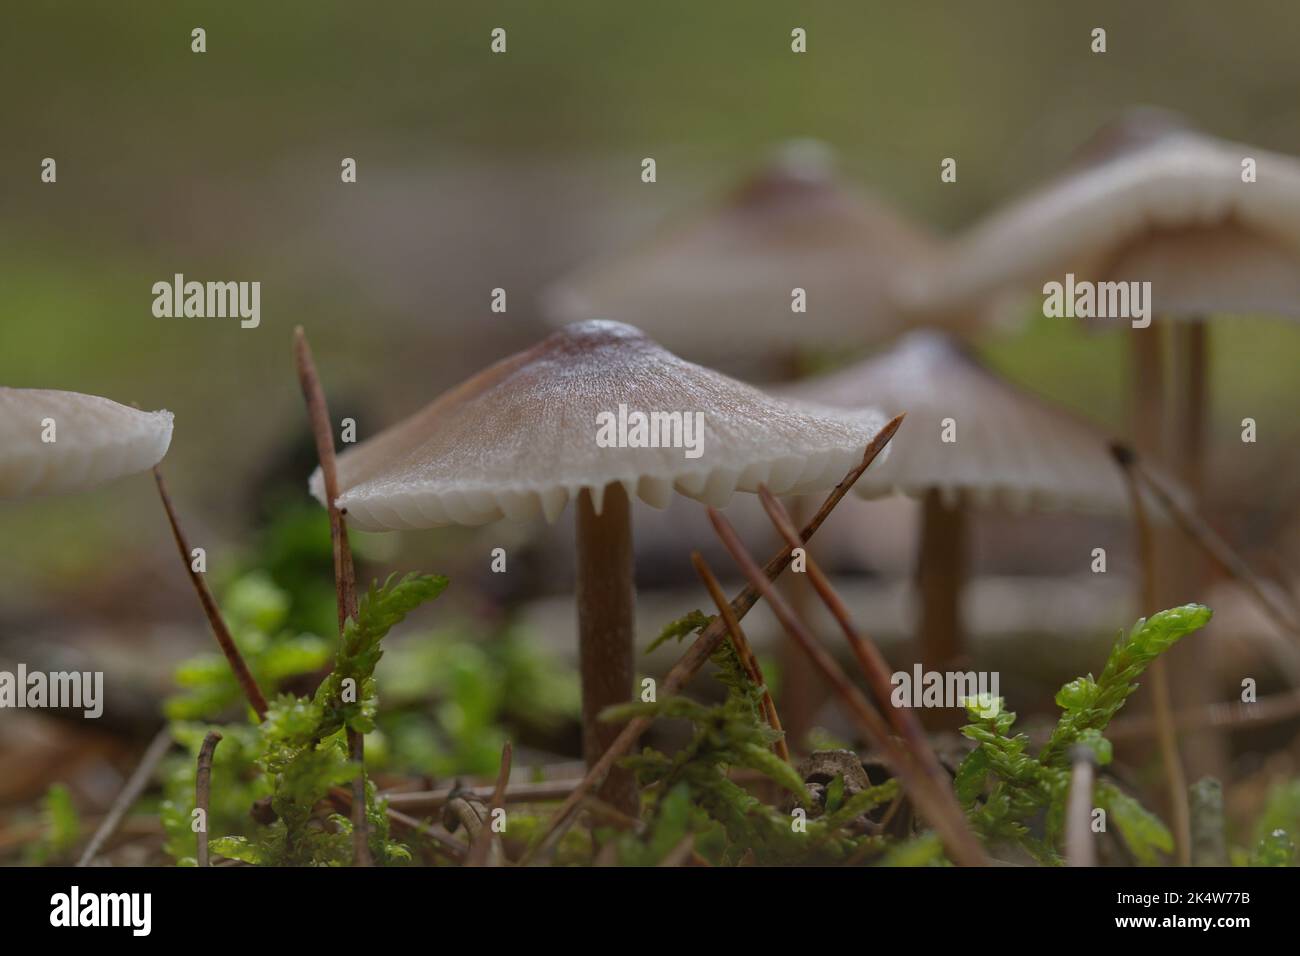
{"left": 293, "top": 326, "right": 371, "bottom": 866}
{"left": 574, "top": 482, "right": 639, "bottom": 817}
{"left": 1138, "top": 320, "right": 1229, "bottom": 779}
{"left": 1130, "top": 322, "right": 1164, "bottom": 460}
{"left": 523, "top": 415, "right": 904, "bottom": 860}
{"left": 195, "top": 731, "right": 222, "bottom": 868}
{"left": 1167, "top": 320, "right": 1230, "bottom": 781}
{"left": 154, "top": 467, "right": 269, "bottom": 721}
{"left": 1065, "top": 745, "right": 1097, "bottom": 867}
{"left": 1177, "top": 322, "right": 1209, "bottom": 495}
{"left": 916, "top": 488, "right": 969, "bottom": 730}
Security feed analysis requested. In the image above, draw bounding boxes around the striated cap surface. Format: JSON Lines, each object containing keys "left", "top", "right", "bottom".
{"left": 312, "top": 320, "right": 889, "bottom": 530}
{"left": 902, "top": 117, "right": 1300, "bottom": 320}
{"left": 785, "top": 331, "right": 1138, "bottom": 513}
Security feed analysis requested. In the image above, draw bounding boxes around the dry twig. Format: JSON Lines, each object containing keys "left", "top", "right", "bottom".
{"left": 195, "top": 731, "right": 223, "bottom": 867}
{"left": 691, "top": 552, "right": 789, "bottom": 762}
{"left": 756, "top": 487, "right": 957, "bottom": 797}
{"left": 294, "top": 326, "right": 371, "bottom": 866}
{"left": 154, "top": 469, "right": 268, "bottom": 720}
{"left": 1112, "top": 443, "right": 1300, "bottom": 679}
{"left": 386, "top": 778, "right": 576, "bottom": 812}
{"left": 467, "top": 742, "right": 513, "bottom": 866}
{"left": 76, "top": 727, "right": 174, "bottom": 867}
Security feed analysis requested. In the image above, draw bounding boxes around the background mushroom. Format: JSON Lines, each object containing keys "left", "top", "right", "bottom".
{"left": 541, "top": 140, "right": 949, "bottom": 376}
{"left": 0, "top": 388, "right": 173, "bottom": 499}
{"left": 898, "top": 110, "right": 1300, "bottom": 763}
{"left": 543, "top": 140, "right": 983, "bottom": 742}
{"left": 783, "top": 331, "right": 1156, "bottom": 725}
{"left": 901, "top": 109, "right": 1300, "bottom": 503}
{"left": 311, "top": 320, "right": 889, "bottom": 811}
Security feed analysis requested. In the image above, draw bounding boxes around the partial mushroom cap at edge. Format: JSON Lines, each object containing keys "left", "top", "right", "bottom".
{"left": 311, "top": 320, "right": 890, "bottom": 531}
{"left": 0, "top": 388, "right": 174, "bottom": 499}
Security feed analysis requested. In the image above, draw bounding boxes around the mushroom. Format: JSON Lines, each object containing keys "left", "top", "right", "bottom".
{"left": 542, "top": 141, "right": 959, "bottom": 741}
{"left": 899, "top": 110, "right": 1300, "bottom": 492}
{"left": 542, "top": 140, "right": 947, "bottom": 369}
{"left": 784, "top": 330, "right": 1152, "bottom": 716}
{"left": 894, "top": 113, "right": 1300, "bottom": 757}
{"left": 0, "top": 388, "right": 173, "bottom": 499}
{"left": 310, "top": 320, "right": 889, "bottom": 811}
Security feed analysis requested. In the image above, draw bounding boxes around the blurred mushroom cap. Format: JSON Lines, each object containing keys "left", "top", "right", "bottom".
{"left": 311, "top": 320, "right": 890, "bottom": 530}
{"left": 0, "top": 388, "right": 173, "bottom": 499}
{"left": 542, "top": 140, "right": 945, "bottom": 357}
{"left": 902, "top": 115, "right": 1300, "bottom": 320}
{"left": 784, "top": 331, "right": 1137, "bottom": 513}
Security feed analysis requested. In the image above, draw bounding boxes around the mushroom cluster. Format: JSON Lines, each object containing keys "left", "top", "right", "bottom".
{"left": 537, "top": 115, "right": 1300, "bottom": 749}
{"left": 891, "top": 110, "right": 1300, "bottom": 751}
{"left": 11, "top": 98, "right": 1297, "bottom": 871}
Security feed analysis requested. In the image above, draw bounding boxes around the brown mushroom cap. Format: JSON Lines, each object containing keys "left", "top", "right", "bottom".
{"left": 311, "top": 320, "right": 888, "bottom": 530}
{"left": 542, "top": 141, "right": 941, "bottom": 355}
{"left": 0, "top": 388, "right": 173, "bottom": 499}
{"left": 902, "top": 117, "right": 1300, "bottom": 319}
{"left": 783, "top": 331, "right": 1136, "bottom": 513}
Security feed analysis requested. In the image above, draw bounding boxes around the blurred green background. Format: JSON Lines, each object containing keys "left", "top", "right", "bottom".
{"left": 2, "top": 0, "right": 1299, "bottom": 601}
